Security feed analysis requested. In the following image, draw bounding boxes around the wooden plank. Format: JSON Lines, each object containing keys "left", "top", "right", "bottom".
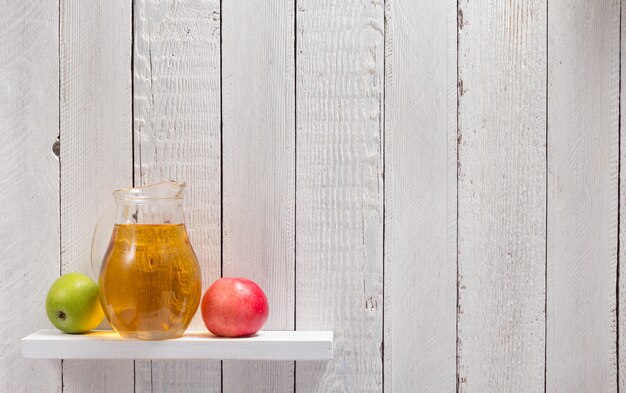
{"left": 295, "top": 0, "right": 384, "bottom": 392}
{"left": 457, "top": 1, "right": 547, "bottom": 391}
{"left": 133, "top": 0, "right": 221, "bottom": 391}
{"left": 383, "top": 0, "right": 457, "bottom": 391}
{"left": 547, "top": 1, "right": 620, "bottom": 392}
{"left": 0, "top": 0, "right": 61, "bottom": 390}
{"left": 221, "top": 0, "right": 295, "bottom": 392}
{"left": 22, "top": 330, "right": 333, "bottom": 360}
{"left": 59, "top": 0, "right": 134, "bottom": 391}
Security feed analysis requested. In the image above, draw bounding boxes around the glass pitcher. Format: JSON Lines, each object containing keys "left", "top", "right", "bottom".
{"left": 98, "top": 182, "right": 202, "bottom": 340}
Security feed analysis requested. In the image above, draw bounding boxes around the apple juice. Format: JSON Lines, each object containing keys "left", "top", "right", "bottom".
{"left": 98, "top": 224, "right": 202, "bottom": 340}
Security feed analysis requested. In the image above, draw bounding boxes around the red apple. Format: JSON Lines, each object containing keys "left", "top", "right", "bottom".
{"left": 201, "top": 277, "right": 269, "bottom": 337}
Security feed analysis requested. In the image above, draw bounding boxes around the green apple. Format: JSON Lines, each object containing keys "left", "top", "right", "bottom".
{"left": 45, "top": 273, "right": 104, "bottom": 334}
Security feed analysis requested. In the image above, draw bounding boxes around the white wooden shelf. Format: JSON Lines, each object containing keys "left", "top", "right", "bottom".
{"left": 22, "top": 329, "right": 333, "bottom": 361}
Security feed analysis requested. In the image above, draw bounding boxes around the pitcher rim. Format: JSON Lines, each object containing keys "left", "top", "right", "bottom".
{"left": 113, "top": 181, "right": 186, "bottom": 201}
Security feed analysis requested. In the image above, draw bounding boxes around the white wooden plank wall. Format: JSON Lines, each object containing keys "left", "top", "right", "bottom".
{"left": 133, "top": 0, "right": 222, "bottom": 391}
{"left": 548, "top": 1, "right": 620, "bottom": 392}
{"left": 384, "top": 0, "right": 457, "bottom": 391}
{"left": 3, "top": 0, "right": 626, "bottom": 392}
{"left": 59, "top": 0, "right": 134, "bottom": 391}
{"left": 222, "top": 0, "right": 295, "bottom": 392}
{"left": 457, "top": 1, "right": 547, "bottom": 392}
{"left": 295, "top": 1, "right": 384, "bottom": 392}
{"left": 0, "top": 0, "right": 61, "bottom": 391}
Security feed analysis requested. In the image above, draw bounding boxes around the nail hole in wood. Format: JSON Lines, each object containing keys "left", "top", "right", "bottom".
{"left": 52, "top": 140, "right": 60, "bottom": 157}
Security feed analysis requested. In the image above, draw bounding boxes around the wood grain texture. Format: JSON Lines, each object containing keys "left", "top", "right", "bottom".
{"left": 383, "top": 0, "right": 457, "bottom": 391}
{"left": 133, "top": 0, "right": 221, "bottom": 391}
{"left": 0, "top": 0, "right": 61, "bottom": 390}
{"left": 457, "top": 1, "right": 547, "bottom": 391}
{"left": 221, "top": 0, "right": 295, "bottom": 392}
{"left": 295, "top": 0, "right": 384, "bottom": 391}
{"left": 59, "top": 0, "right": 134, "bottom": 391}
{"left": 547, "top": 1, "right": 620, "bottom": 392}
